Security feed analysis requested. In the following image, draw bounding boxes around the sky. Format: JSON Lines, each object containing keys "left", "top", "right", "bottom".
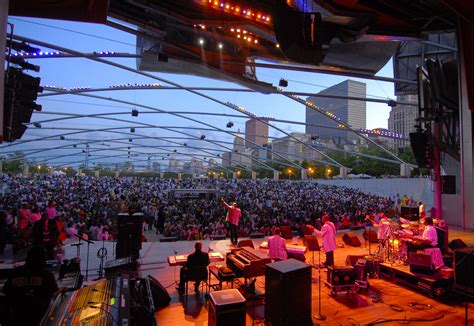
{"left": 2, "top": 16, "right": 397, "bottom": 169}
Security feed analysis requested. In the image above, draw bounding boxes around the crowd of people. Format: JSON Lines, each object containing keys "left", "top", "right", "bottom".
{"left": 0, "top": 174, "right": 395, "bottom": 258}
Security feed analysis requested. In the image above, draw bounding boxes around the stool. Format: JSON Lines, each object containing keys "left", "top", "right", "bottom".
{"left": 209, "top": 265, "right": 235, "bottom": 291}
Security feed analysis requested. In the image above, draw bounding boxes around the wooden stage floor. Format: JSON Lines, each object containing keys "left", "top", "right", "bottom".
{"left": 124, "top": 228, "right": 473, "bottom": 326}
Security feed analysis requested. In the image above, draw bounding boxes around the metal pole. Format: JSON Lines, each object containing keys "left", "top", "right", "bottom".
{"left": 0, "top": 0, "right": 9, "bottom": 143}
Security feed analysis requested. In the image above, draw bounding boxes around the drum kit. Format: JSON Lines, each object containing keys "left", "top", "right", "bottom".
{"left": 370, "top": 216, "right": 424, "bottom": 264}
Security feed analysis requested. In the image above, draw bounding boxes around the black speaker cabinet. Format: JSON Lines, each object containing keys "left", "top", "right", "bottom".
{"left": 441, "top": 175, "right": 456, "bottom": 194}
{"left": 147, "top": 275, "right": 171, "bottom": 311}
{"left": 454, "top": 247, "right": 474, "bottom": 297}
{"left": 208, "top": 289, "right": 246, "bottom": 326}
{"left": 265, "top": 259, "right": 312, "bottom": 326}
{"left": 116, "top": 213, "right": 143, "bottom": 259}
{"left": 342, "top": 233, "right": 361, "bottom": 247}
{"left": 449, "top": 239, "right": 467, "bottom": 251}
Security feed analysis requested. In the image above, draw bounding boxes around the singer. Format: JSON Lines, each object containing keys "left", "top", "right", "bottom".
{"left": 221, "top": 198, "right": 242, "bottom": 245}
{"left": 312, "top": 213, "right": 337, "bottom": 267}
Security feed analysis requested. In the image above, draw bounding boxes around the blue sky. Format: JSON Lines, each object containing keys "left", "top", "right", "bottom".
{"left": 3, "top": 16, "right": 396, "bottom": 167}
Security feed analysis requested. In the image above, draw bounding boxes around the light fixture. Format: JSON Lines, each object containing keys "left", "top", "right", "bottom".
{"left": 131, "top": 109, "right": 139, "bottom": 117}
{"left": 130, "top": 128, "right": 135, "bottom": 133}
{"left": 60, "top": 135, "right": 65, "bottom": 140}
{"left": 33, "top": 122, "right": 41, "bottom": 128}
{"left": 279, "top": 78, "right": 288, "bottom": 87}
{"left": 199, "top": 38, "right": 205, "bottom": 45}
{"left": 200, "top": 135, "right": 206, "bottom": 140}
{"left": 218, "top": 43, "right": 223, "bottom": 49}
{"left": 129, "top": 138, "right": 132, "bottom": 142}
{"left": 226, "top": 122, "right": 234, "bottom": 128}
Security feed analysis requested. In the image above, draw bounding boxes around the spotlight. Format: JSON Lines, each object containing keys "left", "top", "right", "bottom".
{"left": 60, "top": 136, "right": 65, "bottom": 140}
{"left": 33, "top": 122, "right": 41, "bottom": 128}
{"left": 218, "top": 43, "right": 223, "bottom": 49}
{"left": 73, "top": 144, "right": 77, "bottom": 148}
{"left": 184, "top": 143, "right": 187, "bottom": 146}
{"left": 226, "top": 121, "right": 234, "bottom": 128}
{"left": 131, "top": 109, "right": 139, "bottom": 117}
{"left": 174, "top": 149, "right": 177, "bottom": 152}
{"left": 279, "top": 78, "right": 288, "bottom": 87}
{"left": 129, "top": 138, "right": 133, "bottom": 142}
{"left": 130, "top": 128, "right": 135, "bottom": 133}
{"left": 310, "top": 135, "right": 319, "bottom": 140}
{"left": 200, "top": 135, "right": 206, "bottom": 140}
{"left": 387, "top": 100, "right": 397, "bottom": 107}
{"left": 199, "top": 38, "right": 205, "bottom": 45}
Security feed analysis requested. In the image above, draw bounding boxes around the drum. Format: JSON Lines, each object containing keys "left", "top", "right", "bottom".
{"left": 439, "top": 267, "right": 454, "bottom": 278}
{"left": 363, "top": 255, "right": 380, "bottom": 276}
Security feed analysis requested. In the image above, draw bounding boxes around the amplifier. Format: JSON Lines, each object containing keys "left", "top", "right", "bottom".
{"left": 104, "top": 256, "right": 137, "bottom": 275}
{"left": 208, "top": 289, "right": 246, "bottom": 326}
{"left": 409, "top": 252, "right": 433, "bottom": 274}
{"left": 326, "top": 266, "right": 355, "bottom": 286}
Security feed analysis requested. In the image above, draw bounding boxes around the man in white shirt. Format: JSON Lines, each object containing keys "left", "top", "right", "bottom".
{"left": 313, "top": 213, "right": 337, "bottom": 266}
{"left": 408, "top": 217, "right": 438, "bottom": 252}
{"left": 268, "top": 228, "right": 287, "bottom": 261}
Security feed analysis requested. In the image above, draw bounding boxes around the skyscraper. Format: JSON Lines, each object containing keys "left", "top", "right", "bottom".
{"left": 305, "top": 80, "right": 366, "bottom": 144}
{"left": 245, "top": 118, "right": 269, "bottom": 148}
{"left": 388, "top": 94, "right": 419, "bottom": 150}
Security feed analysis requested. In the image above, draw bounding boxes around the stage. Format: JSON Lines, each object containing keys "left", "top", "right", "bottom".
{"left": 2, "top": 228, "right": 474, "bottom": 325}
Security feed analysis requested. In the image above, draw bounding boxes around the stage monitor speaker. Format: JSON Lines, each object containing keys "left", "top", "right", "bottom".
{"left": 345, "top": 255, "right": 365, "bottom": 267}
{"left": 265, "top": 259, "right": 312, "bottom": 326}
{"left": 449, "top": 239, "right": 467, "bottom": 251}
{"left": 442, "top": 175, "right": 456, "bottom": 194}
{"left": 116, "top": 213, "right": 143, "bottom": 259}
{"left": 237, "top": 239, "right": 254, "bottom": 249}
{"left": 279, "top": 226, "right": 293, "bottom": 240}
{"left": 453, "top": 247, "right": 474, "bottom": 298}
{"left": 343, "top": 233, "right": 362, "bottom": 247}
{"left": 147, "top": 275, "right": 171, "bottom": 311}
{"left": 409, "top": 252, "right": 433, "bottom": 274}
{"left": 208, "top": 289, "right": 246, "bottom": 326}
{"left": 362, "top": 229, "right": 378, "bottom": 243}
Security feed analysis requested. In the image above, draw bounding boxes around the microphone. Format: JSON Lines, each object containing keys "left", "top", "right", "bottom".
{"left": 173, "top": 249, "right": 178, "bottom": 255}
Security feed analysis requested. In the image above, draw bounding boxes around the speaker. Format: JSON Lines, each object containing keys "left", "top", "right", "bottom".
{"left": 279, "top": 226, "right": 293, "bottom": 240}
{"left": 409, "top": 131, "right": 431, "bottom": 168}
{"left": 250, "top": 233, "right": 264, "bottom": 239}
{"left": 116, "top": 213, "right": 143, "bottom": 260}
{"left": 442, "top": 175, "right": 456, "bottom": 194}
{"left": 208, "top": 289, "right": 246, "bottom": 326}
{"left": 345, "top": 255, "right": 365, "bottom": 267}
{"left": 237, "top": 239, "right": 254, "bottom": 249}
{"left": 454, "top": 248, "right": 474, "bottom": 291}
{"left": 343, "top": 233, "right": 362, "bottom": 247}
{"left": 362, "top": 229, "right": 378, "bottom": 243}
{"left": 265, "top": 259, "right": 312, "bottom": 326}
{"left": 147, "top": 275, "right": 171, "bottom": 311}
{"left": 449, "top": 239, "right": 467, "bottom": 251}
{"left": 409, "top": 252, "right": 433, "bottom": 274}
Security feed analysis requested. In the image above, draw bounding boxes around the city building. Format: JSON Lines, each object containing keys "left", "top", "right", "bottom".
{"left": 271, "top": 132, "right": 324, "bottom": 162}
{"left": 306, "top": 80, "right": 367, "bottom": 144}
{"left": 222, "top": 131, "right": 253, "bottom": 167}
{"left": 245, "top": 117, "right": 269, "bottom": 148}
{"left": 388, "top": 94, "right": 418, "bottom": 150}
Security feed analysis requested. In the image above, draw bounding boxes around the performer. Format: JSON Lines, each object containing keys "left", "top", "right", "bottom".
{"left": 407, "top": 217, "right": 438, "bottom": 252}
{"left": 367, "top": 213, "right": 391, "bottom": 245}
{"left": 176, "top": 242, "right": 210, "bottom": 294}
{"left": 268, "top": 228, "right": 287, "bottom": 261}
{"left": 32, "top": 213, "right": 58, "bottom": 260}
{"left": 221, "top": 198, "right": 242, "bottom": 245}
{"left": 2, "top": 246, "right": 59, "bottom": 325}
{"left": 312, "top": 213, "right": 337, "bottom": 267}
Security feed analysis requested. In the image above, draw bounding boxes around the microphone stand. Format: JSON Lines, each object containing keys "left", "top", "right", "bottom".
{"left": 314, "top": 246, "right": 326, "bottom": 321}
{"left": 75, "top": 234, "right": 94, "bottom": 281}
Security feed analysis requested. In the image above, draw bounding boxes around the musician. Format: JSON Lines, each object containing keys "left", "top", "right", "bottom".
{"left": 368, "top": 213, "right": 391, "bottom": 245}
{"left": 312, "top": 213, "right": 337, "bottom": 267}
{"left": 2, "top": 246, "right": 59, "bottom": 325}
{"left": 32, "top": 213, "right": 58, "bottom": 260}
{"left": 407, "top": 217, "right": 438, "bottom": 252}
{"left": 176, "top": 242, "right": 210, "bottom": 294}
{"left": 221, "top": 198, "right": 242, "bottom": 245}
{"left": 268, "top": 228, "right": 287, "bottom": 261}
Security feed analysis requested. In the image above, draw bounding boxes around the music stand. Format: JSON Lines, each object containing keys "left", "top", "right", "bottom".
{"left": 304, "top": 235, "right": 326, "bottom": 321}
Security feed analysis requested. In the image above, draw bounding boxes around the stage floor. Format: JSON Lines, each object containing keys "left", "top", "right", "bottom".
{"left": 5, "top": 228, "right": 473, "bottom": 326}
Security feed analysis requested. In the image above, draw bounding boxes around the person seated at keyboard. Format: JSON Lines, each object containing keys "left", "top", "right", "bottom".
{"left": 268, "top": 228, "right": 287, "bottom": 261}
{"left": 407, "top": 217, "right": 438, "bottom": 253}
{"left": 176, "top": 242, "right": 210, "bottom": 294}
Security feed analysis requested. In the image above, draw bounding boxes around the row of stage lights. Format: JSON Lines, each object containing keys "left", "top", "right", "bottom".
{"left": 193, "top": 24, "right": 279, "bottom": 48}
{"left": 360, "top": 128, "right": 405, "bottom": 139}
{"left": 13, "top": 51, "right": 118, "bottom": 57}
{"left": 109, "top": 83, "right": 162, "bottom": 88}
{"left": 204, "top": 0, "right": 271, "bottom": 25}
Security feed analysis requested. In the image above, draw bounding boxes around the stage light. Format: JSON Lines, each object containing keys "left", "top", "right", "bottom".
{"left": 131, "top": 109, "right": 139, "bottom": 117}
{"left": 226, "top": 121, "right": 234, "bottom": 128}
{"left": 129, "top": 138, "right": 133, "bottom": 142}
{"left": 33, "top": 122, "right": 41, "bottom": 128}
{"left": 200, "top": 135, "right": 206, "bottom": 140}
{"left": 218, "top": 43, "right": 223, "bottom": 49}
{"left": 279, "top": 78, "right": 288, "bottom": 87}
{"left": 60, "top": 136, "right": 65, "bottom": 140}
{"left": 199, "top": 38, "right": 205, "bottom": 45}
{"left": 130, "top": 128, "right": 135, "bottom": 133}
